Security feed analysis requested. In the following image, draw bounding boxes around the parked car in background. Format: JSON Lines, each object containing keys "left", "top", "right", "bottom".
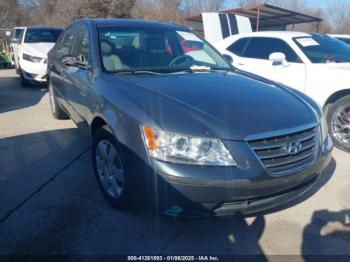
{"left": 328, "top": 34, "right": 350, "bottom": 45}
{"left": 216, "top": 32, "right": 350, "bottom": 152}
{"left": 10, "top": 26, "right": 25, "bottom": 72}
{"left": 17, "top": 26, "right": 63, "bottom": 86}
{"left": 47, "top": 19, "right": 332, "bottom": 216}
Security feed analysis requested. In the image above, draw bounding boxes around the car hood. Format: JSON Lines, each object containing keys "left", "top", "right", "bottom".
{"left": 21, "top": 43, "right": 55, "bottom": 58}
{"left": 114, "top": 72, "right": 318, "bottom": 140}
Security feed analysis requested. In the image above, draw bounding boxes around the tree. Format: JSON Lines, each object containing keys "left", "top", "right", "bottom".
{"left": 181, "top": 0, "right": 225, "bottom": 16}
{"left": 77, "top": 0, "right": 136, "bottom": 18}
{"left": 132, "top": 0, "right": 183, "bottom": 23}
{"left": 326, "top": 1, "right": 350, "bottom": 34}
{"left": 18, "top": 0, "right": 136, "bottom": 27}
{"left": 0, "top": 0, "right": 20, "bottom": 28}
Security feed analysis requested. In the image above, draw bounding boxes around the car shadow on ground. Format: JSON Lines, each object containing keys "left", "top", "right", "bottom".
{"left": 302, "top": 209, "right": 350, "bottom": 258}
{"left": 0, "top": 74, "right": 47, "bottom": 114}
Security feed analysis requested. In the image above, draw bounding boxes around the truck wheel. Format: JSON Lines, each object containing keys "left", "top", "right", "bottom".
{"left": 327, "top": 95, "right": 350, "bottom": 153}
{"left": 92, "top": 126, "right": 132, "bottom": 210}
{"left": 48, "top": 78, "right": 69, "bottom": 119}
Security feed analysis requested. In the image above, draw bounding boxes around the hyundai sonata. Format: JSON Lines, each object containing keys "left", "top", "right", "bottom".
{"left": 47, "top": 19, "right": 333, "bottom": 216}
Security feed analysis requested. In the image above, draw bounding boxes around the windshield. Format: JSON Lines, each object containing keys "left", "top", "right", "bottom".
{"left": 293, "top": 34, "right": 350, "bottom": 63}
{"left": 24, "top": 29, "right": 63, "bottom": 43}
{"left": 98, "top": 26, "right": 231, "bottom": 73}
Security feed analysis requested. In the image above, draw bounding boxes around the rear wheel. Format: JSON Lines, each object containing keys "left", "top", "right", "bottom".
{"left": 92, "top": 126, "right": 131, "bottom": 210}
{"left": 48, "top": 77, "right": 69, "bottom": 119}
{"left": 327, "top": 95, "right": 350, "bottom": 152}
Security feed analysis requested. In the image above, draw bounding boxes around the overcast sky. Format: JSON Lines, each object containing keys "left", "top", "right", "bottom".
{"left": 307, "top": 0, "right": 338, "bottom": 8}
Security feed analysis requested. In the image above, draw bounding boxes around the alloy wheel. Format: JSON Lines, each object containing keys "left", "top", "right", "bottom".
{"left": 331, "top": 106, "right": 350, "bottom": 147}
{"left": 95, "top": 140, "right": 125, "bottom": 199}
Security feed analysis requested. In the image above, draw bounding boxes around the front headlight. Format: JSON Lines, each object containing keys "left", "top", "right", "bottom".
{"left": 23, "top": 53, "right": 43, "bottom": 63}
{"left": 141, "top": 126, "right": 237, "bottom": 166}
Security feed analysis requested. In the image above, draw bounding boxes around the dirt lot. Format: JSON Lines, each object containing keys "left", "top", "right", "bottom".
{"left": 0, "top": 69, "right": 349, "bottom": 258}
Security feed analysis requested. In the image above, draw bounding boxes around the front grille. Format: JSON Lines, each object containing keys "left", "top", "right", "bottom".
{"left": 248, "top": 127, "right": 319, "bottom": 176}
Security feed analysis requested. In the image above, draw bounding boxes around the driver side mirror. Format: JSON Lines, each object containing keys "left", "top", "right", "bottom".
{"left": 62, "top": 54, "right": 90, "bottom": 70}
{"left": 223, "top": 54, "right": 233, "bottom": 64}
{"left": 269, "top": 52, "right": 288, "bottom": 67}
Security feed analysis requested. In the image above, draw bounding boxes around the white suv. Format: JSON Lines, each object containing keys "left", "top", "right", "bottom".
{"left": 18, "top": 26, "right": 62, "bottom": 86}
{"left": 215, "top": 31, "right": 350, "bottom": 152}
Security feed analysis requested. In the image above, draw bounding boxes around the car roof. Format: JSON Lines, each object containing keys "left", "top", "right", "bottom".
{"left": 25, "top": 26, "right": 63, "bottom": 30}
{"left": 234, "top": 31, "right": 312, "bottom": 39}
{"left": 77, "top": 18, "right": 188, "bottom": 31}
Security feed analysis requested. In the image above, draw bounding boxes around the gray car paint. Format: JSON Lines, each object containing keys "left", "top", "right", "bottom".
{"left": 47, "top": 18, "right": 332, "bottom": 216}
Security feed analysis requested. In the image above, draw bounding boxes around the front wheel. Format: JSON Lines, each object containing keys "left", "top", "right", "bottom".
{"left": 327, "top": 95, "right": 350, "bottom": 153}
{"left": 92, "top": 126, "right": 131, "bottom": 210}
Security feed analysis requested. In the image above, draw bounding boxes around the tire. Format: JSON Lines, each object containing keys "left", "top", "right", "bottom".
{"left": 48, "top": 78, "right": 69, "bottom": 120}
{"left": 327, "top": 95, "right": 350, "bottom": 153}
{"left": 92, "top": 126, "right": 131, "bottom": 210}
{"left": 20, "top": 69, "right": 31, "bottom": 87}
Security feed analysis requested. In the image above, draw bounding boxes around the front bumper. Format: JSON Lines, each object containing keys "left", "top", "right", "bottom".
{"left": 19, "top": 58, "right": 47, "bottom": 82}
{"left": 149, "top": 134, "right": 333, "bottom": 216}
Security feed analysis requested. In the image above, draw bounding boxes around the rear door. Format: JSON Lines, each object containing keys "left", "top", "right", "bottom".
{"left": 229, "top": 37, "right": 307, "bottom": 90}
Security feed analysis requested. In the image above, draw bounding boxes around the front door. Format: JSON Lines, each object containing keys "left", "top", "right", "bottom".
{"left": 230, "top": 36, "right": 307, "bottom": 91}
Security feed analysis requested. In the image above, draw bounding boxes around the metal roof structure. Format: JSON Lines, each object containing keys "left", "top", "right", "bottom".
{"left": 185, "top": 4, "right": 322, "bottom": 31}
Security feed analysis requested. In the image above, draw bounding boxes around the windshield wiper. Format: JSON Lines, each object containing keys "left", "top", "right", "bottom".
{"left": 113, "top": 67, "right": 231, "bottom": 75}
{"left": 114, "top": 70, "right": 164, "bottom": 75}
{"left": 175, "top": 66, "right": 230, "bottom": 74}
{"left": 189, "top": 65, "right": 212, "bottom": 72}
